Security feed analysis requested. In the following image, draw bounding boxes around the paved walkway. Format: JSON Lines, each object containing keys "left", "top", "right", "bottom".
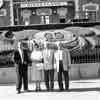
{"left": 1, "top": 79, "right": 100, "bottom": 100}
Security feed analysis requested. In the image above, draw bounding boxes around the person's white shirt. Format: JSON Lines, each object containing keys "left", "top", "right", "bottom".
{"left": 17, "top": 42, "right": 23, "bottom": 63}
{"left": 54, "top": 41, "right": 63, "bottom": 72}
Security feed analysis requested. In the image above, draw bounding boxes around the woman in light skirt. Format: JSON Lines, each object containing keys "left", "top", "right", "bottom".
{"left": 30, "top": 40, "right": 44, "bottom": 91}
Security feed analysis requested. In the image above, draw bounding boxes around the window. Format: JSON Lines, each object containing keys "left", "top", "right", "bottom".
{"left": 83, "top": 2, "right": 99, "bottom": 21}
{"left": 0, "top": 9, "right": 7, "bottom": 16}
{"left": 60, "top": 18, "right": 66, "bottom": 23}
{"left": 57, "top": 7, "right": 67, "bottom": 18}
{"left": 36, "top": 8, "right": 52, "bottom": 16}
{"left": 85, "top": 10, "right": 97, "bottom": 21}
{"left": 71, "top": 48, "right": 100, "bottom": 64}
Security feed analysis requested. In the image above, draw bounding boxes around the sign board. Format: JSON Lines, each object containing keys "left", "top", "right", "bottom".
{"left": 20, "top": 2, "right": 68, "bottom": 8}
{"left": 0, "top": 9, "right": 6, "bottom": 16}
{"left": 37, "top": 8, "right": 52, "bottom": 15}
{"left": 83, "top": 2, "right": 99, "bottom": 11}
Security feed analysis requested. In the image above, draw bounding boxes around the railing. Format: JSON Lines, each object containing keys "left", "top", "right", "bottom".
{"left": 71, "top": 47, "right": 100, "bottom": 64}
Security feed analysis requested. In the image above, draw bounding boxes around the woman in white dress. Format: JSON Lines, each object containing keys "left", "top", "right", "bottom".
{"left": 30, "top": 40, "right": 43, "bottom": 91}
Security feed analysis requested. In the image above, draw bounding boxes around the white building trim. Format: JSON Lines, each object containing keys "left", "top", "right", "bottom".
{"left": 10, "top": 0, "right": 14, "bottom": 26}
{"left": 74, "top": 0, "right": 79, "bottom": 18}
{"left": 83, "top": 2, "right": 99, "bottom": 11}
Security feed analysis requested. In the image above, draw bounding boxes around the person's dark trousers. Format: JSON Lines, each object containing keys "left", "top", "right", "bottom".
{"left": 16, "top": 70, "right": 22, "bottom": 91}
{"left": 58, "top": 61, "right": 69, "bottom": 91}
{"left": 58, "top": 61, "right": 63, "bottom": 90}
{"left": 49, "top": 69, "right": 54, "bottom": 90}
{"left": 16, "top": 66, "right": 22, "bottom": 91}
{"left": 22, "top": 69, "right": 28, "bottom": 90}
{"left": 44, "top": 69, "right": 54, "bottom": 91}
{"left": 16, "top": 64, "right": 28, "bottom": 91}
{"left": 63, "top": 71, "right": 69, "bottom": 90}
{"left": 44, "top": 70, "right": 49, "bottom": 91}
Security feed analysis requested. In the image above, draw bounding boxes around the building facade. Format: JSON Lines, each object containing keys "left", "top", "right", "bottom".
{"left": 13, "top": 0, "right": 75, "bottom": 25}
{"left": 0, "top": 0, "right": 13, "bottom": 26}
{"left": 0, "top": 0, "right": 99, "bottom": 26}
{"left": 78, "top": 0, "right": 100, "bottom": 21}
{"left": 12, "top": 0, "right": 100, "bottom": 25}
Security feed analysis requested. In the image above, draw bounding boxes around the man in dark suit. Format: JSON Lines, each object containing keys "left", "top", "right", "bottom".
{"left": 14, "top": 41, "right": 29, "bottom": 94}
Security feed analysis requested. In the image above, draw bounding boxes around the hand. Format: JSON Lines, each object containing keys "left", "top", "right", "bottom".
{"left": 68, "top": 66, "right": 71, "bottom": 70}
{"left": 24, "top": 61, "right": 27, "bottom": 64}
{"left": 14, "top": 63, "right": 18, "bottom": 67}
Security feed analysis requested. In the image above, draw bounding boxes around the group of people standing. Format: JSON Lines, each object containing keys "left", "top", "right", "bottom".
{"left": 13, "top": 32, "right": 71, "bottom": 94}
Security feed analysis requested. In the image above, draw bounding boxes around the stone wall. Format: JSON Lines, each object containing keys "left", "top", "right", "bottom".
{"left": 0, "top": 63, "right": 99, "bottom": 84}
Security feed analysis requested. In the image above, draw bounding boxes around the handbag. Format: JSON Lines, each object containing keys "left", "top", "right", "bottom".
{"left": 30, "top": 50, "right": 43, "bottom": 62}
{"left": 36, "top": 63, "right": 44, "bottom": 70}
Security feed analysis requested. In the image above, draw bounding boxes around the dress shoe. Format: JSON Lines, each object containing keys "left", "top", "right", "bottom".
{"left": 59, "top": 88, "right": 64, "bottom": 91}
{"left": 65, "top": 88, "right": 69, "bottom": 92}
{"left": 17, "top": 90, "right": 21, "bottom": 94}
{"left": 24, "top": 90, "right": 29, "bottom": 92}
{"left": 46, "top": 88, "right": 50, "bottom": 92}
{"left": 50, "top": 88, "right": 54, "bottom": 91}
{"left": 38, "top": 88, "right": 41, "bottom": 91}
{"left": 35, "top": 88, "right": 41, "bottom": 92}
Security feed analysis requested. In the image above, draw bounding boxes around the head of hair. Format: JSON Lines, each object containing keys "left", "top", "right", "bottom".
{"left": 33, "top": 40, "right": 39, "bottom": 48}
{"left": 55, "top": 32, "right": 64, "bottom": 39}
{"left": 44, "top": 33, "right": 53, "bottom": 40}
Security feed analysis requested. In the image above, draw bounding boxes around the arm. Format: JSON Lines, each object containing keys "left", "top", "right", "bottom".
{"left": 13, "top": 50, "right": 19, "bottom": 64}
{"left": 65, "top": 50, "right": 71, "bottom": 70}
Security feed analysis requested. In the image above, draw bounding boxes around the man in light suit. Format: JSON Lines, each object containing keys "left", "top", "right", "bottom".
{"left": 54, "top": 32, "right": 71, "bottom": 91}
{"left": 43, "top": 33, "right": 55, "bottom": 91}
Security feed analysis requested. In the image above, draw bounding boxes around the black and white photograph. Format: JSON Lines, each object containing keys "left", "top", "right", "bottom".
{"left": 0, "top": 0, "right": 100, "bottom": 100}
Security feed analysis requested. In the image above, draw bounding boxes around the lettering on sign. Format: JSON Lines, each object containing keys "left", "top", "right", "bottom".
{"left": 21, "top": 2, "right": 68, "bottom": 8}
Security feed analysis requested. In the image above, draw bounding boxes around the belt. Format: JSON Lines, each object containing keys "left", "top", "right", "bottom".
{"left": 59, "top": 60, "right": 63, "bottom": 62}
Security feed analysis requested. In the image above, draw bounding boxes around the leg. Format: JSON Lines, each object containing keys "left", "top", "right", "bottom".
{"left": 58, "top": 71, "right": 63, "bottom": 90}
{"left": 16, "top": 67, "right": 22, "bottom": 93}
{"left": 35, "top": 70, "right": 41, "bottom": 91}
{"left": 63, "top": 71, "right": 69, "bottom": 90}
{"left": 44, "top": 70, "right": 49, "bottom": 91}
{"left": 58, "top": 61, "right": 64, "bottom": 91}
{"left": 35, "top": 81, "right": 41, "bottom": 91}
{"left": 23, "top": 70, "right": 28, "bottom": 91}
{"left": 49, "top": 69, "right": 54, "bottom": 91}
